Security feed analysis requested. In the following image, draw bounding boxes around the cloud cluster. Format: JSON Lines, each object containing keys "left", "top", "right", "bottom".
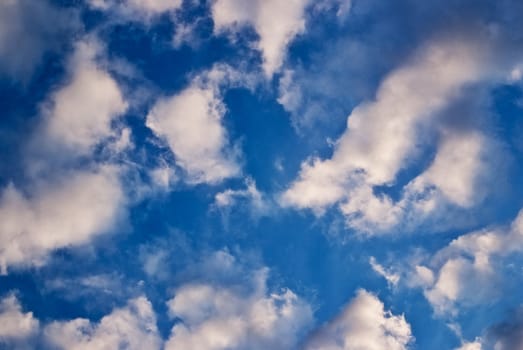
{"left": 165, "top": 250, "right": 313, "bottom": 350}
{"left": 211, "top": 0, "right": 310, "bottom": 76}
{"left": 0, "top": 294, "right": 160, "bottom": 350}
{"left": 0, "top": 39, "right": 130, "bottom": 273}
{"left": 305, "top": 289, "right": 412, "bottom": 350}
{"left": 0, "top": 295, "right": 39, "bottom": 347}
{"left": 282, "top": 33, "right": 512, "bottom": 234}
{"left": 44, "top": 297, "right": 161, "bottom": 350}
{"left": 409, "top": 209, "right": 523, "bottom": 315}
{"left": 146, "top": 65, "right": 248, "bottom": 184}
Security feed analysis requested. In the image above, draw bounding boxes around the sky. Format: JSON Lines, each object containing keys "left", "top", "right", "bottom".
{"left": 1, "top": 0, "right": 523, "bottom": 349}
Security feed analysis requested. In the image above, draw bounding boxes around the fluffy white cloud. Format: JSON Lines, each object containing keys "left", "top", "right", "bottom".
{"left": 283, "top": 37, "right": 487, "bottom": 207}
{"left": 165, "top": 251, "right": 313, "bottom": 350}
{"left": 305, "top": 289, "right": 412, "bottom": 350}
{"left": 41, "top": 39, "right": 128, "bottom": 156}
{"left": 410, "top": 208, "right": 523, "bottom": 315}
{"left": 281, "top": 36, "right": 507, "bottom": 234}
{"left": 146, "top": 66, "right": 242, "bottom": 184}
{"left": 0, "top": 295, "right": 39, "bottom": 342}
{"left": 0, "top": 166, "right": 126, "bottom": 273}
{"left": 211, "top": 0, "right": 310, "bottom": 76}
{"left": 455, "top": 340, "right": 483, "bottom": 350}
{"left": 44, "top": 297, "right": 161, "bottom": 350}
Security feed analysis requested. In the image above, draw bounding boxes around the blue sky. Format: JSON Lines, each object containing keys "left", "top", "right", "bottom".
{"left": 1, "top": 0, "right": 523, "bottom": 349}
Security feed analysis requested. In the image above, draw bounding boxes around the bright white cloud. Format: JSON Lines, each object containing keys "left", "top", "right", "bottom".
{"left": 0, "top": 166, "right": 126, "bottom": 273}
{"left": 455, "top": 340, "right": 483, "bottom": 350}
{"left": 406, "top": 131, "right": 488, "bottom": 208}
{"left": 44, "top": 296, "right": 161, "bottom": 350}
{"left": 42, "top": 39, "right": 128, "bottom": 156}
{"left": 165, "top": 251, "right": 313, "bottom": 350}
{"left": 0, "top": 295, "right": 39, "bottom": 342}
{"left": 305, "top": 289, "right": 412, "bottom": 350}
{"left": 211, "top": 0, "right": 310, "bottom": 76}
{"left": 281, "top": 36, "right": 505, "bottom": 234}
{"left": 146, "top": 66, "right": 242, "bottom": 184}
{"left": 410, "top": 208, "right": 523, "bottom": 315}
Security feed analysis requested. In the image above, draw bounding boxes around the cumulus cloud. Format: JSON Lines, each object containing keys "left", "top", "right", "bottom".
{"left": 211, "top": 0, "right": 310, "bottom": 76}
{"left": 40, "top": 39, "right": 128, "bottom": 157}
{"left": 281, "top": 33, "right": 514, "bottom": 234}
{"left": 0, "top": 166, "right": 126, "bottom": 273}
{"left": 44, "top": 296, "right": 161, "bottom": 350}
{"left": 305, "top": 289, "right": 412, "bottom": 350}
{"left": 0, "top": 295, "right": 39, "bottom": 343}
{"left": 146, "top": 65, "right": 245, "bottom": 184}
{"left": 165, "top": 250, "right": 313, "bottom": 350}
{"left": 408, "top": 208, "right": 523, "bottom": 315}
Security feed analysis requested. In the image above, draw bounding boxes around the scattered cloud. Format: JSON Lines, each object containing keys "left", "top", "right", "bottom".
{"left": 0, "top": 166, "right": 126, "bottom": 273}
{"left": 165, "top": 250, "right": 313, "bottom": 350}
{"left": 44, "top": 297, "right": 161, "bottom": 350}
{"left": 0, "top": 294, "right": 39, "bottom": 346}
{"left": 146, "top": 65, "right": 248, "bottom": 184}
{"left": 211, "top": 0, "right": 310, "bottom": 76}
{"left": 305, "top": 289, "right": 413, "bottom": 350}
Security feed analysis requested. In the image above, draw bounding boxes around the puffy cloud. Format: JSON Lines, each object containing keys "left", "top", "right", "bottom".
{"left": 40, "top": 39, "right": 128, "bottom": 157}
{"left": 211, "top": 0, "right": 310, "bottom": 76}
{"left": 146, "top": 65, "right": 244, "bottom": 184}
{"left": 165, "top": 250, "right": 313, "bottom": 350}
{"left": 281, "top": 34, "right": 512, "bottom": 234}
{"left": 455, "top": 341, "right": 483, "bottom": 350}
{"left": 410, "top": 208, "right": 523, "bottom": 315}
{"left": 283, "top": 37, "right": 487, "bottom": 208}
{"left": 0, "top": 295, "right": 39, "bottom": 342}
{"left": 44, "top": 297, "right": 161, "bottom": 350}
{"left": 0, "top": 165, "right": 126, "bottom": 273}
{"left": 305, "top": 289, "right": 412, "bottom": 350}
{"left": 0, "top": 0, "right": 77, "bottom": 80}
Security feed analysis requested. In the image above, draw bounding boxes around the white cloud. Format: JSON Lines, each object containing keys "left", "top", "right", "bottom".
{"left": 165, "top": 250, "right": 313, "bottom": 350}
{"left": 211, "top": 0, "right": 310, "bottom": 76}
{"left": 370, "top": 257, "right": 400, "bottom": 287}
{"left": 410, "top": 208, "right": 523, "bottom": 315}
{"left": 406, "top": 131, "right": 488, "bottom": 208}
{"left": 0, "top": 165, "right": 126, "bottom": 273}
{"left": 44, "top": 296, "right": 161, "bottom": 350}
{"left": 89, "top": 0, "right": 182, "bottom": 18}
{"left": 146, "top": 65, "right": 243, "bottom": 184}
{"left": 283, "top": 37, "right": 487, "bottom": 207}
{"left": 281, "top": 36, "right": 506, "bottom": 234}
{"left": 0, "top": 295, "right": 39, "bottom": 342}
{"left": 455, "top": 340, "right": 483, "bottom": 350}
{"left": 41, "top": 39, "right": 128, "bottom": 157}
{"left": 305, "top": 289, "right": 412, "bottom": 350}
{"left": 214, "top": 177, "right": 270, "bottom": 216}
